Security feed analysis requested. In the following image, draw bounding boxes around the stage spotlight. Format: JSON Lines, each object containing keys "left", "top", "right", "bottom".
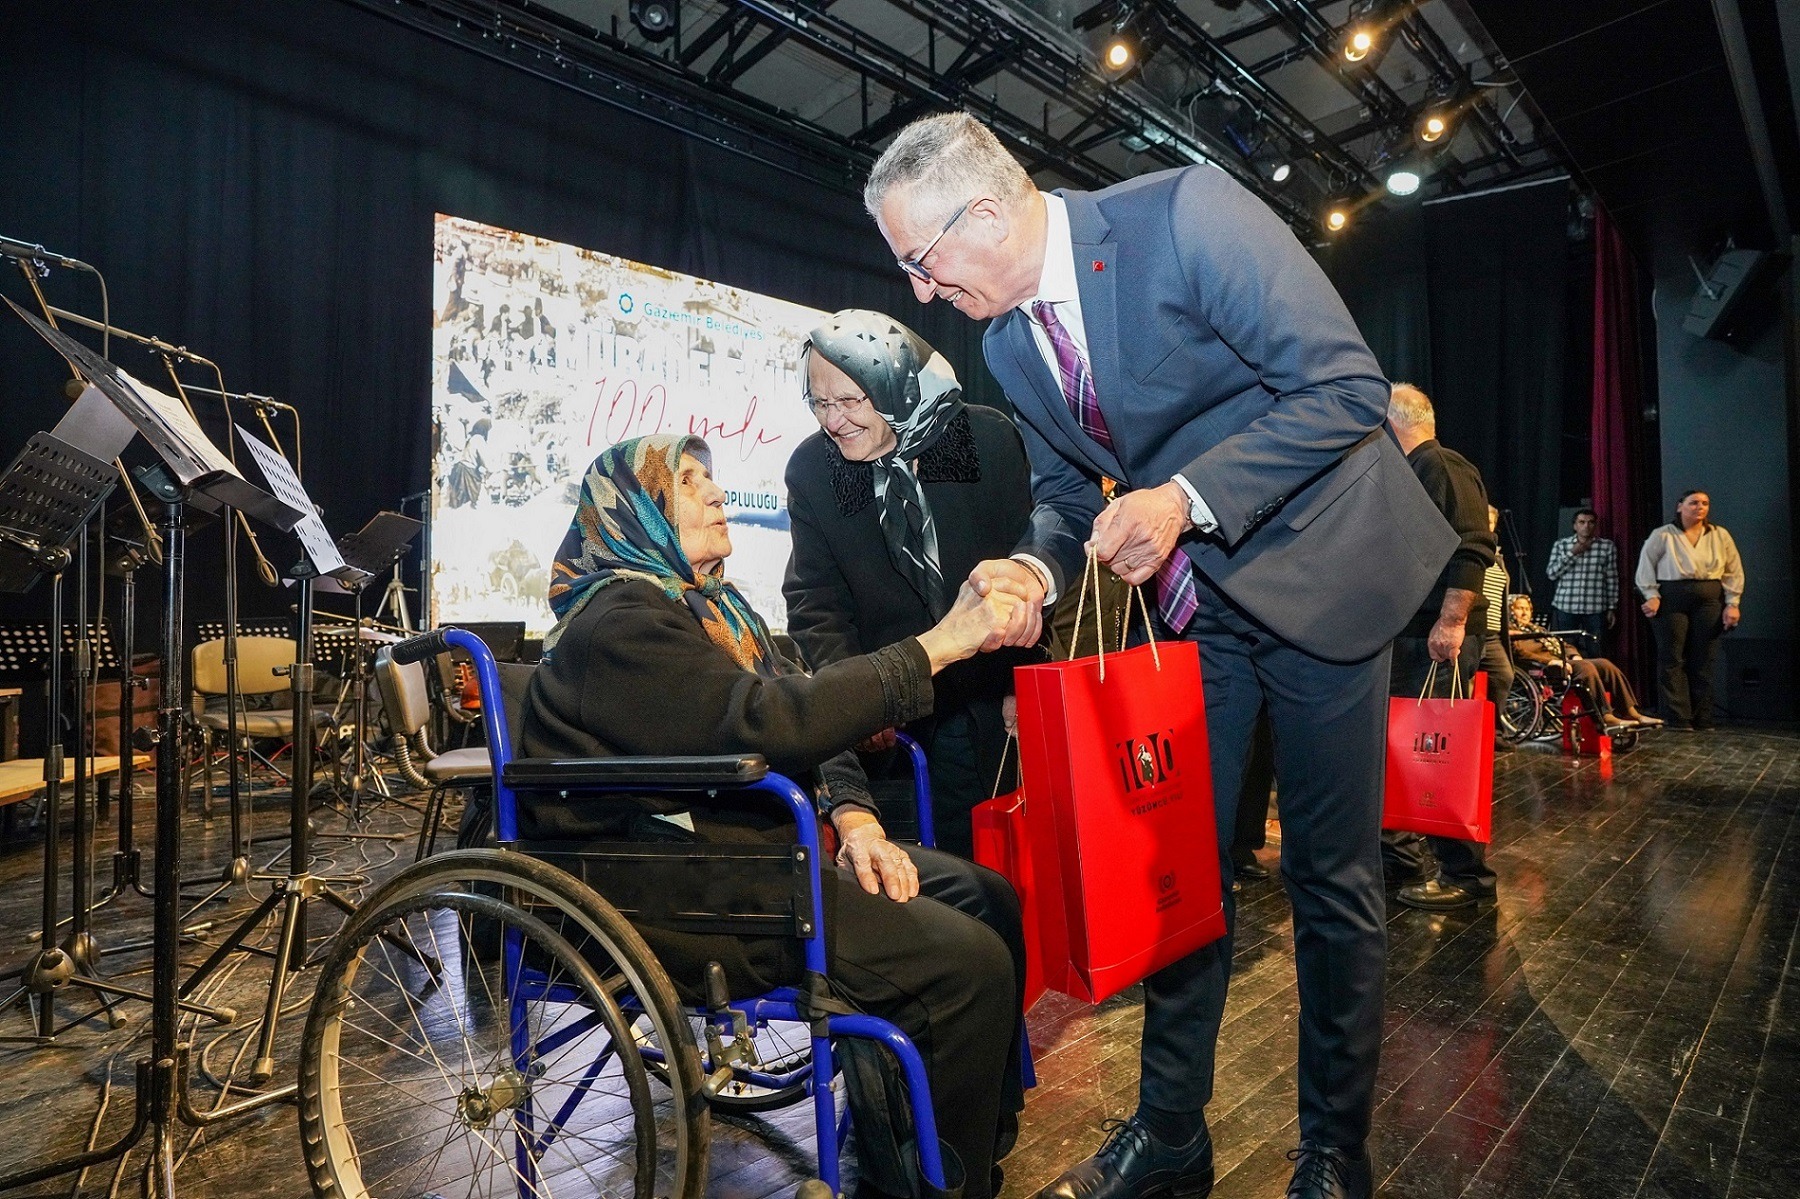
{"left": 1419, "top": 111, "right": 1450, "bottom": 143}
{"left": 1385, "top": 168, "right": 1421, "bottom": 196}
{"left": 1340, "top": 0, "right": 1401, "bottom": 67}
{"left": 629, "top": 0, "right": 679, "bottom": 42}
{"left": 1103, "top": 33, "right": 1136, "bottom": 74}
{"left": 1076, "top": 0, "right": 1158, "bottom": 78}
{"left": 1251, "top": 145, "right": 1293, "bottom": 185}
{"left": 1325, "top": 203, "right": 1351, "bottom": 233}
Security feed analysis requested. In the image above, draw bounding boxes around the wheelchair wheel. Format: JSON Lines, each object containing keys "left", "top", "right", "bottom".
{"left": 1501, "top": 671, "right": 1544, "bottom": 742}
{"left": 300, "top": 851, "right": 708, "bottom": 1199}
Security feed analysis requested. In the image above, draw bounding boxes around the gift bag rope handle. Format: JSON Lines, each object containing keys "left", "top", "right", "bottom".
{"left": 1068, "top": 545, "right": 1162, "bottom": 682}
{"left": 1416, "top": 655, "right": 1468, "bottom": 706}
{"left": 992, "top": 729, "right": 1016, "bottom": 800}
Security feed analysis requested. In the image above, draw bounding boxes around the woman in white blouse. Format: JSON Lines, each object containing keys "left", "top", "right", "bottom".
{"left": 1634, "top": 490, "right": 1745, "bottom": 729}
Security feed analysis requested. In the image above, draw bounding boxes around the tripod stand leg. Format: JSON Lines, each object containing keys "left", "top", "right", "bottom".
{"left": 248, "top": 884, "right": 307, "bottom": 1084}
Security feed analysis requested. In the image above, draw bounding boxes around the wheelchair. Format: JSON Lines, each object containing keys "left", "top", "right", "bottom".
{"left": 298, "top": 627, "right": 954, "bottom": 1199}
{"left": 1499, "top": 631, "right": 1641, "bottom": 753}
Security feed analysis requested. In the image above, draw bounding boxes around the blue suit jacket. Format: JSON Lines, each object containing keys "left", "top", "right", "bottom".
{"left": 984, "top": 166, "right": 1458, "bottom": 662}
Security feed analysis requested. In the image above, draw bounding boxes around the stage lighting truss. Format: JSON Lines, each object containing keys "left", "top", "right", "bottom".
{"left": 343, "top": 0, "right": 1557, "bottom": 246}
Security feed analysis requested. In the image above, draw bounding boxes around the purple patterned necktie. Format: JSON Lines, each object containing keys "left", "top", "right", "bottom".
{"left": 1031, "top": 301, "right": 1112, "bottom": 451}
{"left": 1031, "top": 299, "right": 1200, "bottom": 634}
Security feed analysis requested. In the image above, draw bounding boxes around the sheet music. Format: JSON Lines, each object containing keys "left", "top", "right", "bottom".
{"left": 52, "top": 385, "right": 139, "bottom": 463}
{"left": 235, "top": 425, "right": 346, "bottom": 575}
{"left": 120, "top": 371, "right": 244, "bottom": 483}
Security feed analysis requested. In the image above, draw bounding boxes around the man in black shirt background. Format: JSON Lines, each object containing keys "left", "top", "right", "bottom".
{"left": 1382, "top": 384, "right": 1500, "bottom": 911}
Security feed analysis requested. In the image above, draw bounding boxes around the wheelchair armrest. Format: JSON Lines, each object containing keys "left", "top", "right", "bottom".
{"left": 503, "top": 754, "right": 769, "bottom": 790}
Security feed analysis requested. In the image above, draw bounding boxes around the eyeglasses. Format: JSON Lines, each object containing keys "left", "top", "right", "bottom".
{"left": 803, "top": 393, "right": 870, "bottom": 418}
{"left": 896, "top": 199, "right": 972, "bottom": 282}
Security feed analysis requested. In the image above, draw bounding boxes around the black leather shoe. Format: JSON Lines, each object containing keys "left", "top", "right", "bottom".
{"left": 1396, "top": 879, "right": 1492, "bottom": 911}
{"left": 1035, "top": 1115, "right": 1213, "bottom": 1199}
{"left": 1286, "top": 1144, "right": 1372, "bottom": 1199}
{"left": 1232, "top": 852, "right": 1271, "bottom": 882}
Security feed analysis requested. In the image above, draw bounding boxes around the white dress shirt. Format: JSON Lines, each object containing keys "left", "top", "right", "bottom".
{"left": 1009, "top": 193, "right": 1217, "bottom": 602}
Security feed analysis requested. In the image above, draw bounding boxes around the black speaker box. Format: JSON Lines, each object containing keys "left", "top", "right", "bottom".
{"left": 1683, "top": 249, "right": 1778, "bottom": 340}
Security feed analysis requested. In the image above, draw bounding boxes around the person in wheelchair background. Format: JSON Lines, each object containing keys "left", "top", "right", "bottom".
{"left": 1508, "top": 595, "right": 1661, "bottom": 729}
{"left": 519, "top": 433, "right": 1027, "bottom": 1199}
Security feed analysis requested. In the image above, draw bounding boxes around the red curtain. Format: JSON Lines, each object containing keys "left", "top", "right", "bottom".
{"left": 1590, "top": 207, "right": 1656, "bottom": 695}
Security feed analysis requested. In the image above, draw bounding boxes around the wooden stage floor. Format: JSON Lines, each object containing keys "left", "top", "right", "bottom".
{"left": 0, "top": 726, "right": 1795, "bottom": 1198}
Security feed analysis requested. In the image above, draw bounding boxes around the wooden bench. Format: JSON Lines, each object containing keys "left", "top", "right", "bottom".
{"left": 0, "top": 754, "right": 153, "bottom": 807}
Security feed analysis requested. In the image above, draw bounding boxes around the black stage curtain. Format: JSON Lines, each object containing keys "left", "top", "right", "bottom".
{"left": 1323, "top": 182, "right": 1580, "bottom": 602}
{"left": 0, "top": 0, "right": 998, "bottom": 636}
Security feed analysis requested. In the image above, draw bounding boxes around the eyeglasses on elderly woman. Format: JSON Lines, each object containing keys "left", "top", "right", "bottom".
{"left": 802, "top": 392, "right": 872, "bottom": 418}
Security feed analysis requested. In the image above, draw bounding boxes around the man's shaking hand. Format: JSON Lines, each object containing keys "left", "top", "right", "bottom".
{"left": 968, "top": 559, "right": 1046, "bottom": 648}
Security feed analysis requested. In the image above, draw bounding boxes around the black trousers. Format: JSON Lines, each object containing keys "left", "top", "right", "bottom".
{"left": 1232, "top": 706, "right": 1275, "bottom": 859}
{"left": 1138, "top": 584, "right": 1390, "bottom": 1150}
{"left": 1650, "top": 579, "right": 1725, "bottom": 724}
{"left": 1552, "top": 607, "right": 1609, "bottom": 658}
{"left": 1383, "top": 632, "right": 1495, "bottom": 893}
{"left": 826, "top": 847, "right": 1024, "bottom": 1199}
{"left": 1479, "top": 630, "right": 1514, "bottom": 718}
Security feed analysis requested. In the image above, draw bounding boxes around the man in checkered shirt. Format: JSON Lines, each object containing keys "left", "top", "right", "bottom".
{"left": 1545, "top": 508, "right": 1619, "bottom": 655}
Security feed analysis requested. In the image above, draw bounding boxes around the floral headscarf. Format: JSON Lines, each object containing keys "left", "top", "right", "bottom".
{"left": 544, "top": 435, "right": 776, "bottom": 675}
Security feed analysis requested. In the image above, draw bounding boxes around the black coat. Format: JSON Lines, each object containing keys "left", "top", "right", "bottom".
{"left": 783, "top": 406, "right": 1038, "bottom": 833}
{"left": 518, "top": 578, "right": 933, "bottom": 841}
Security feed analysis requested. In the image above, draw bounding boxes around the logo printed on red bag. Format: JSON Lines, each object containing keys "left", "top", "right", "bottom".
{"left": 1420, "top": 790, "right": 1436, "bottom": 809}
{"left": 1412, "top": 730, "right": 1452, "bottom": 758}
{"left": 1116, "top": 729, "right": 1178, "bottom": 793}
{"left": 1155, "top": 870, "right": 1182, "bottom": 912}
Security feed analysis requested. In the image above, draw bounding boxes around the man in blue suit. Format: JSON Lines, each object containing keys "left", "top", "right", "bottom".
{"left": 865, "top": 114, "right": 1458, "bottom": 1199}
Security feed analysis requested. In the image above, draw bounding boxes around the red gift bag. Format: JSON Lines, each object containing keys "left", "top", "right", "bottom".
{"left": 971, "top": 783, "right": 1048, "bottom": 1012}
{"left": 1012, "top": 582, "right": 1226, "bottom": 1004}
{"left": 1383, "top": 666, "right": 1495, "bottom": 843}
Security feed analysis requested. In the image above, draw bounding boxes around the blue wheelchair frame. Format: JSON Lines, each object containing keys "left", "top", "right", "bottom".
{"left": 423, "top": 627, "right": 947, "bottom": 1197}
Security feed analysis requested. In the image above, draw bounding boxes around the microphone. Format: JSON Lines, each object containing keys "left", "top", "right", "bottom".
{"left": 0, "top": 234, "right": 85, "bottom": 269}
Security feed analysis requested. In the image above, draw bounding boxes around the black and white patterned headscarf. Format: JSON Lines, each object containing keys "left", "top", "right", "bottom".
{"left": 804, "top": 310, "right": 965, "bottom": 618}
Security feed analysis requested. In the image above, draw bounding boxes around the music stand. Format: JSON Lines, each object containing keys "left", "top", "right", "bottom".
{"left": 323, "top": 511, "right": 421, "bottom": 820}
{"left": 0, "top": 298, "right": 306, "bottom": 1196}
{"left": 177, "top": 426, "right": 429, "bottom": 1084}
{"left": 0, "top": 430, "right": 136, "bottom": 1040}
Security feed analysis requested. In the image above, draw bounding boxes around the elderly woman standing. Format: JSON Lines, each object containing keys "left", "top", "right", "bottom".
{"left": 521, "top": 435, "right": 1026, "bottom": 1199}
{"left": 783, "top": 310, "right": 1037, "bottom": 858}
{"left": 1635, "top": 489, "right": 1745, "bottom": 730}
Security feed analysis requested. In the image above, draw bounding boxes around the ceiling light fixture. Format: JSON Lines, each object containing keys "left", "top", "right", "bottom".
{"left": 1075, "top": 0, "right": 1160, "bottom": 79}
{"left": 1340, "top": 0, "right": 1403, "bottom": 68}
{"left": 1103, "top": 33, "right": 1136, "bottom": 74}
{"left": 629, "top": 0, "right": 679, "bottom": 43}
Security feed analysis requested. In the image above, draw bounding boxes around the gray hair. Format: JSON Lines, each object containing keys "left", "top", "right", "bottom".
{"left": 863, "top": 112, "right": 1035, "bottom": 224}
{"left": 1387, "top": 381, "right": 1436, "bottom": 432}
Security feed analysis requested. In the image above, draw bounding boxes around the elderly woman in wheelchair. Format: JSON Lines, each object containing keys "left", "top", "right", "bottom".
{"left": 301, "top": 435, "right": 1026, "bottom": 1199}
{"left": 1506, "top": 595, "right": 1661, "bottom": 738}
